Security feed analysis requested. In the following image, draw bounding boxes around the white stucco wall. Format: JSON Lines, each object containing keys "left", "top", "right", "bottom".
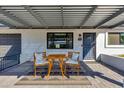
{"left": 96, "top": 30, "right": 124, "bottom": 59}
{"left": 0, "top": 29, "right": 124, "bottom": 63}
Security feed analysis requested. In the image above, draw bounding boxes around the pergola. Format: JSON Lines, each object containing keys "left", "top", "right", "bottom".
{"left": 0, "top": 5, "right": 124, "bottom": 29}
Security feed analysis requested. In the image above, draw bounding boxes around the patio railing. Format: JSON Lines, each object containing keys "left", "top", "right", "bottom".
{"left": 0, "top": 54, "right": 20, "bottom": 71}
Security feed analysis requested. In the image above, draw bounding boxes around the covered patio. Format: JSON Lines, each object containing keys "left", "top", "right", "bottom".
{"left": 0, "top": 5, "right": 124, "bottom": 88}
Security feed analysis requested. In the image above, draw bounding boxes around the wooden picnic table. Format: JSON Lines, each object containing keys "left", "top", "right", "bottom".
{"left": 44, "top": 54, "right": 67, "bottom": 79}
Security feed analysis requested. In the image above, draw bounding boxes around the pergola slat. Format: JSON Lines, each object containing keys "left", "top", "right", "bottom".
{"left": 94, "top": 6, "right": 124, "bottom": 28}
{"left": 0, "top": 7, "right": 31, "bottom": 27}
{"left": 23, "top": 5, "right": 48, "bottom": 28}
{"left": 109, "top": 21, "right": 124, "bottom": 28}
{"left": 61, "top": 6, "right": 64, "bottom": 27}
{"left": 80, "top": 5, "right": 97, "bottom": 28}
{"left": 0, "top": 20, "right": 15, "bottom": 27}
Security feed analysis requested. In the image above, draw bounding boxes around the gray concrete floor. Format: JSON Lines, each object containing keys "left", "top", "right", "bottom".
{"left": 0, "top": 61, "right": 123, "bottom": 88}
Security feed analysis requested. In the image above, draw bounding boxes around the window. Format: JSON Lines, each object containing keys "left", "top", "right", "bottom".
{"left": 47, "top": 32, "right": 73, "bottom": 49}
{"left": 108, "top": 32, "right": 124, "bottom": 45}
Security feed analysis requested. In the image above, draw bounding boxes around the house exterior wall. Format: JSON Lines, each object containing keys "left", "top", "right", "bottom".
{"left": 97, "top": 30, "right": 124, "bottom": 60}
{"left": 0, "top": 29, "right": 124, "bottom": 63}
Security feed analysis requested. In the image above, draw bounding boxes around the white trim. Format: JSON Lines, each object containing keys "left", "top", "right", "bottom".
{"left": 105, "top": 32, "right": 124, "bottom": 48}
{"left": 83, "top": 60, "right": 96, "bottom": 61}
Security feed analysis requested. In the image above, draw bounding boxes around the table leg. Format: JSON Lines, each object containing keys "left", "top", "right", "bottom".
{"left": 44, "top": 60, "right": 53, "bottom": 80}
{"left": 59, "top": 59, "right": 65, "bottom": 79}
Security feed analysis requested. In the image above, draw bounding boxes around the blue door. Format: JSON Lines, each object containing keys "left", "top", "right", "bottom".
{"left": 83, "top": 33, "right": 96, "bottom": 60}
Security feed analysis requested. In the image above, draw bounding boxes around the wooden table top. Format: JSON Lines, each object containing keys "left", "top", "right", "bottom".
{"left": 47, "top": 54, "right": 66, "bottom": 59}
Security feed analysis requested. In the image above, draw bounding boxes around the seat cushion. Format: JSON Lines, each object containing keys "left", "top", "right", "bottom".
{"left": 35, "top": 53, "right": 48, "bottom": 65}
{"left": 66, "top": 59, "right": 78, "bottom": 64}
{"left": 71, "top": 53, "right": 79, "bottom": 61}
{"left": 36, "top": 59, "right": 48, "bottom": 65}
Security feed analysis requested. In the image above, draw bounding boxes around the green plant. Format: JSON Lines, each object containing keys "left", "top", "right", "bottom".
{"left": 118, "top": 54, "right": 124, "bottom": 57}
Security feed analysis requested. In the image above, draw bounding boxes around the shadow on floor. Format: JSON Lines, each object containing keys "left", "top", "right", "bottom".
{"left": 0, "top": 61, "right": 34, "bottom": 77}
{"left": 0, "top": 61, "right": 123, "bottom": 87}
{"left": 100, "top": 62, "right": 124, "bottom": 76}
{"left": 80, "top": 61, "right": 123, "bottom": 87}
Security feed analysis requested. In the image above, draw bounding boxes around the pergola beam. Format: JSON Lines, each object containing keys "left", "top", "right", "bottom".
{"left": 23, "top": 5, "right": 48, "bottom": 28}
{"left": 0, "top": 20, "right": 15, "bottom": 28}
{"left": 94, "top": 6, "right": 124, "bottom": 28}
{"left": 80, "top": 5, "right": 97, "bottom": 28}
{"left": 0, "top": 7, "right": 30, "bottom": 27}
{"left": 109, "top": 21, "right": 124, "bottom": 28}
{"left": 14, "top": 26, "right": 110, "bottom": 29}
{"left": 60, "top": 6, "right": 64, "bottom": 27}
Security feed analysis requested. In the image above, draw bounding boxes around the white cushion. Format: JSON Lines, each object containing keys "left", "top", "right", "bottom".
{"left": 35, "top": 53, "right": 47, "bottom": 64}
{"left": 71, "top": 53, "right": 79, "bottom": 61}
{"left": 36, "top": 60, "right": 48, "bottom": 65}
{"left": 66, "top": 59, "right": 78, "bottom": 64}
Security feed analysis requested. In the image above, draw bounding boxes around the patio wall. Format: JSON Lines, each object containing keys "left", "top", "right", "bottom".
{"left": 101, "top": 54, "right": 124, "bottom": 71}
{"left": 0, "top": 29, "right": 124, "bottom": 63}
